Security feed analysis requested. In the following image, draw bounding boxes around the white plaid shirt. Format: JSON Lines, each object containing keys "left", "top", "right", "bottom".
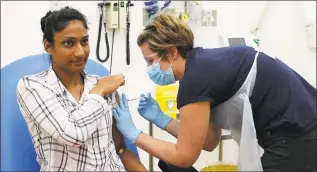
{"left": 16, "top": 66, "right": 126, "bottom": 171}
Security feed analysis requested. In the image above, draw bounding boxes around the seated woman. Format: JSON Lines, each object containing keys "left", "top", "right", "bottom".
{"left": 16, "top": 6, "right": 146, "bottom": 172}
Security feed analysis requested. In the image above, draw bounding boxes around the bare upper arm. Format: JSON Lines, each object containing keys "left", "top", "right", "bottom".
{"left": 205, "top": 120, "right": 222, "bottom": 152}
{"left": 115, "top": 91, "right": 120, "bottom": 104}
{"left": 176, "top": 101, "right": 211, "bottom": 166}
{"left": 112, "top": 91, "right": 127, "bottom": 152}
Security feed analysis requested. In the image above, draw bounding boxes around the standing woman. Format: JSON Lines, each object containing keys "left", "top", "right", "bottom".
{"left": 113, "top": 14, "right": 316, "bottom": 171}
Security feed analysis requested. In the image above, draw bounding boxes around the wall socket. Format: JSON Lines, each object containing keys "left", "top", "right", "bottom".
{"left": 201, "top": 10, "right": 217, "bottom": 27}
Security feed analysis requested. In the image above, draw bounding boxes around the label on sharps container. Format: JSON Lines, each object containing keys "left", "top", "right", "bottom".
{"left": 155, "top": 84, "right": 179, "bottom": 120}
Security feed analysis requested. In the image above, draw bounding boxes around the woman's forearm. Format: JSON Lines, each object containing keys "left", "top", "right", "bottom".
{"left": 120, "top": 149, "right": 147, "bottom": 172}
{"left": 165, "top": 119, "right": 221, "bottom": 152}
{"left": 135, "top": 133, "right": 191, "bottom": 167}
{"left": 164, "top": 119, "right": 179, "bottom": 137}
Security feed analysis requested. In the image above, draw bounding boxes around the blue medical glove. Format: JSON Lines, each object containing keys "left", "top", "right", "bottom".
{"left": 137, "top": 92, "right": 172, "bottom": 129}
{"left": 113, "top": 93, "right": 142, "bottom": 144}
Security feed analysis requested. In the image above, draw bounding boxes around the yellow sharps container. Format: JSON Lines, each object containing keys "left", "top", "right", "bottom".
{"left": 155, "top": 84, "right": 179, "bottom": 120}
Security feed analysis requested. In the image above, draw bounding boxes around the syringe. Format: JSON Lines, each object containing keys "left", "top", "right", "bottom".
{"left": 127, "top": 97, "right": 141, "bottom": 101}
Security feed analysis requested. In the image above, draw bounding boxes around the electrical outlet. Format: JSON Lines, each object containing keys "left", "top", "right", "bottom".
{"left": 211, "top": 10, "right": 217, "bottom": 26}
{"left": 201, "top": 10, "right": 208, "bottom": 27}
{"left": 201, "top": 10, "right": 217, "bottom": 27}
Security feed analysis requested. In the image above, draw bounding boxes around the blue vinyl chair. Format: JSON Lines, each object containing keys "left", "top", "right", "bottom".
{"left": 1, "top": 53, "right": 139, "bottom": 171}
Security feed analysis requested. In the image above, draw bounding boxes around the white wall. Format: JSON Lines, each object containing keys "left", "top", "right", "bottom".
{"left": 236, "top": 1, "right": 316, "bottom": 87}
{"left": 1, "top": 1, "right": 50, "bottom": 65}
{"left": 1, "top": 1, "right": 316, "bottom": 171}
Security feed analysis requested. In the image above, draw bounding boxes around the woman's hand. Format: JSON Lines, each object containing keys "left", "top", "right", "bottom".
{"left": 113, "top": 93, "right": 142, "bottom": 143}
{"left": 91, "top": 74, "right": 125, "bottom": 96}
{"left": 137, "top": 93, "right": 171, "bottom": 129}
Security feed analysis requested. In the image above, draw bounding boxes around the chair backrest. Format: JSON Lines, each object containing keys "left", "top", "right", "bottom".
{"left": 1, "top": 53, "right": 139, "bottom": 171}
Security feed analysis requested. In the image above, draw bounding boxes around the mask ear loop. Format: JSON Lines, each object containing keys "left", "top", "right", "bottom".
{"left": 160, "top": 54, "right": 175, "bottom": 69}
{"left": 169, "top": 52, "right": 178, "bottom": 68}
{"left": 157, "top": 55, "right": 163, "bottom": 63}
{"left": 170, "top": 58, "right": 175, "bottom": 67}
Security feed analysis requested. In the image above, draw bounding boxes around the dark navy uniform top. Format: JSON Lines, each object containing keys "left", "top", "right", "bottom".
{"left": 177, "top": 46, "right": 316, "bottom": 142}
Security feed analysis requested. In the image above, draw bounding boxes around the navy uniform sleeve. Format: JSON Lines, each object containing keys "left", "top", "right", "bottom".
{"left": 177, "top": 71, "right": 214, "bottom": 109}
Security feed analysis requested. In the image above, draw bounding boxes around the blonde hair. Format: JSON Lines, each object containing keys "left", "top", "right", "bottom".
{"left": 137, "top": 13, "right": 194, "bottom": 59}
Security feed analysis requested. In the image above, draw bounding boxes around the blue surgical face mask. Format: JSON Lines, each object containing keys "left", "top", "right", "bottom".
{"left": 146, "top": 56, "right": 175, "bottom": 86}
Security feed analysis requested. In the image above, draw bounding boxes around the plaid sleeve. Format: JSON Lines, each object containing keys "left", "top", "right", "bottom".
{"left": 16, "top": 77, "right": 110, "bottom": 147}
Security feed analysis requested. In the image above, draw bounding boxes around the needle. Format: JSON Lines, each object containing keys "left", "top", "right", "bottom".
{"left": 127, "top": 97, "right": 141, "bottom": 101}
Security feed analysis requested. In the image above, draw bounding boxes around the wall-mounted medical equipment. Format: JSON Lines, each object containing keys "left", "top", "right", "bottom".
{"left": 143, "top": 0, "right": 172, "bottom": 26}
{"left": 96, "top": 3, "right": 108, "bottom": 63}
{"left": 179, "top": 1, "right": 199, "bottom": 23}
{"left": 126, "top": 1, "right": 133, "bottom": 65}
{"left": 179, "top": 12, "right": 190, "bottom": 23}
{"left": 96, "top": 1, "right": 133, "bottom": 71}
{"left": 182, "top": 1, "right": 201, "bottom": 24}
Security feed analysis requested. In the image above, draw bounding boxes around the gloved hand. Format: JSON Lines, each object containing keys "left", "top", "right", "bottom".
{"left": 137, "top": 92, "right": 172, "bottom": 129}
{"left": 113, "top": 93, "right": 142, "bottom": 144}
